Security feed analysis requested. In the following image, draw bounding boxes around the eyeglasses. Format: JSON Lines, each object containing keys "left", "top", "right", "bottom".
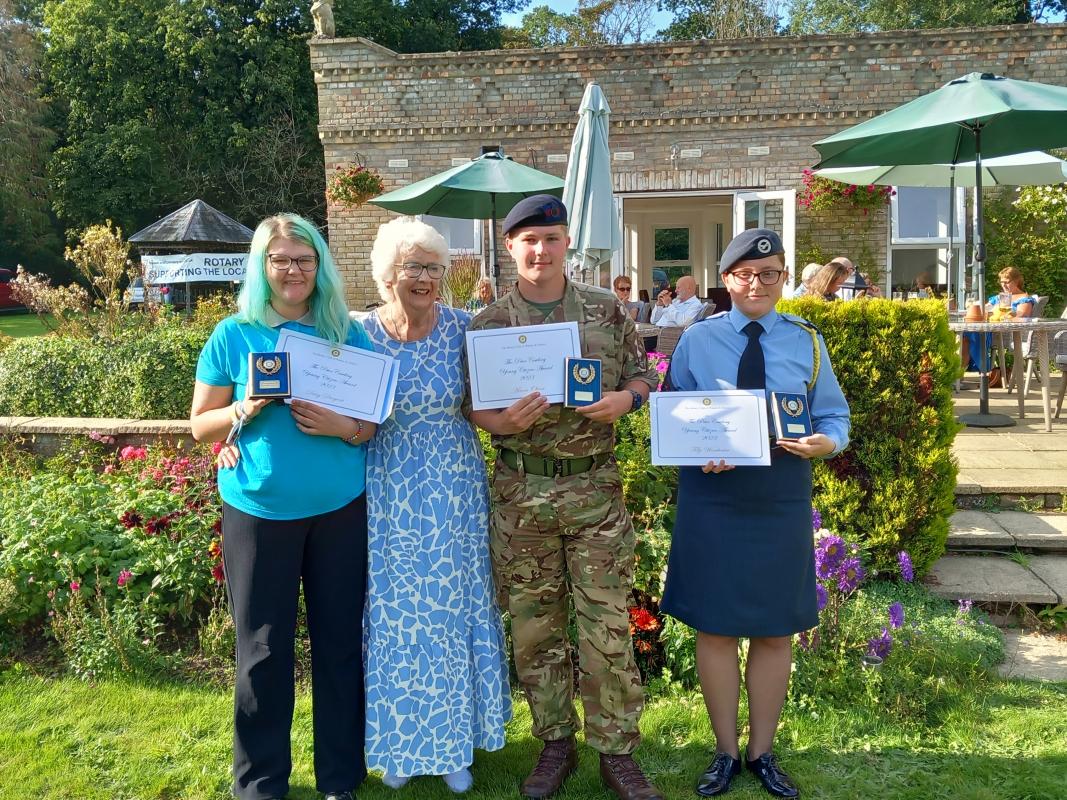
{"left": 616, "top": 285, "right": 632, "bottom": 292}
{"left": 728, "top": 269, "right": 784, "bottom": 286}
{"left": 396, "top": 262, "right": 447, "bottom": 279}
{"left": 267, "top": 254, "right": 318, "bottom": 272}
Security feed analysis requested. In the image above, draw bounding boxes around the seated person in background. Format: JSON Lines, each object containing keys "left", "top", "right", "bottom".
{"left": 807, "top": 261, "right": 851, "bottom": 301}
{"left": 792, "top": 262, "right": 823, "bottom": 297}
{"left": 652, "top": 275, "right": 702, "bottom": 327}
{"left": 613, "top": 275, "right": 641, "bottom": 320}
{"left": 638, "top": 288, "right": 650, "bottom": 304}
{"left": 913, "top": 272, "right": 938, "bottom": 298}
{"left": 857, "top": 273, "right": 882, "bottom": 298}
{"left": 960, "top": 266, "right": 1036, "bottom": 374}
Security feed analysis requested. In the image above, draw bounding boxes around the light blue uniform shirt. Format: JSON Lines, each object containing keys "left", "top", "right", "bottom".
{"left": 669, "top": 307, "right": 851, "bottom": 455}
{"left": 195, "top": 313, "right": 373, "bottom": 520}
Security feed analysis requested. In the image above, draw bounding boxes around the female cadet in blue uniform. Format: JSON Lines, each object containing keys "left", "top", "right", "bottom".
{"left": 660, "top": 229, "right": 850, "bottom": 799}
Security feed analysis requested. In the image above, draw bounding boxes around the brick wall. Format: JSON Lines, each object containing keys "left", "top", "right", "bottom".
{"left": 311, "top": 24, "right": 1067, "bottom": 308}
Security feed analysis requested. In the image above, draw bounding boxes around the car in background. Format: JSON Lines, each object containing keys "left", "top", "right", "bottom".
{"left": 0, "top": 268, "right": 25, "bottom": 311}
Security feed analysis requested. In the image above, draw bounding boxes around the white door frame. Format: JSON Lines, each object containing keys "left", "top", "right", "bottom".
{"left": 733, "top": 190, "right": 796, "bottom": 298}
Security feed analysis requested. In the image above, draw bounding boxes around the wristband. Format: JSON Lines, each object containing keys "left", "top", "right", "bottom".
{"left": 344, "top": 418, "right": 364, "bottom": 445}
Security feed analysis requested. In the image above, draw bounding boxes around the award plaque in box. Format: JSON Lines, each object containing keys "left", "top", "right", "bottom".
{"left": 770, "top": 391, "right": 813, "bottom": 441}
{"left": 247, "top": 352, "right": 292, "bottom": 399}
{"left": 564, "top": 357, "right": 602, "bottom": 407}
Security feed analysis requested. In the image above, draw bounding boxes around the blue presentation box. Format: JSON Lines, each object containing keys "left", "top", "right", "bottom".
{"left": 564, "top": 357, "right": 602, "bottom": 407}
{"left": 770, "top": 391, "right": 813, "bottom": 441}
{"left": 247, "top": 351, "right": 292, "bottom": 399}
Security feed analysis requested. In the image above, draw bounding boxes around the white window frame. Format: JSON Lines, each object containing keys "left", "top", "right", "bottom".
{"left": 891, "top": 186, "right": 965, "bottom": 245}
{"left": 732, "top": 190, "right": 796, "bottom": 297}
{"left": 417, "top": 214, "right": 483, "bottom": 256}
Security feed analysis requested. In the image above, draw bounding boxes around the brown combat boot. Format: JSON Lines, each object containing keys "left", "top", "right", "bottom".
{"left": 599, "top": 753, "right": 664, "bottom": 800}
{"left": 520, "top": 736, "right": 578, "bottom": 799}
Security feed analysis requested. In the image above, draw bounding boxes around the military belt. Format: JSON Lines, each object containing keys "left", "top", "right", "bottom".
{"left": 498, "top": 448, "right": 612, "bottom": 478}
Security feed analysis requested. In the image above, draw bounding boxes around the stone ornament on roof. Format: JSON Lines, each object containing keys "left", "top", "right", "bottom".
{"left": 311, "top": 0, "right": 335, "bottom": 38}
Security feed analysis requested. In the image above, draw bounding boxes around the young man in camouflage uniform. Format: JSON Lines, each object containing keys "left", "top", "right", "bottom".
{"left": 466, "top": 196, "right": 662, "bottom": 800}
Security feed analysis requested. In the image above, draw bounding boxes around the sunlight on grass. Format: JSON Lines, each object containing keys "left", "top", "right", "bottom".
{"left": 0, "top": 312, "right": 51, "bottom": 338}
{"left": 2, "top": 669, "right": 1065, "bottom": 800}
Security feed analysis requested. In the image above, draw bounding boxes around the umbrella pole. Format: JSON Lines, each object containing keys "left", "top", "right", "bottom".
{"left": 959, "top": 125, "right": 1014, "bottom": 428}
{"left": 947, "top": 168, "right": 954, "bottom": 307}
{"left": 489, "top": 193, "right": 499, "bottom": 289}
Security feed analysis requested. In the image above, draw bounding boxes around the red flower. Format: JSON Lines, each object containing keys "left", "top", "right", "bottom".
{"left": 628, "top": 607, "right": 660, "bottom": 633}
{"left": 120, "top": 510, "right": 143, "bottom": 529}
{"left": 144, "top": 515, "right": 170, "bottom": 536}
{"left": 211, "top": 563, "right": 225, "bottom": 583}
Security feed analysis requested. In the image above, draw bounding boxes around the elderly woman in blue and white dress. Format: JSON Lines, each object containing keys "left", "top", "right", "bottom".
{"left": 362, "top": 216, "right": 511, "bottom": 793}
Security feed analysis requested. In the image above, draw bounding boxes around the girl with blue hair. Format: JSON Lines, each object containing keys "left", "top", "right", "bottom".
{"left": 191, "top": 213, "right": 375, "bottom": 800}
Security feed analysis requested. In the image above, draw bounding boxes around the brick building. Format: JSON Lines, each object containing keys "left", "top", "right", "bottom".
{"left": 310, "top": 24, "right": 1067, "bottom": 309}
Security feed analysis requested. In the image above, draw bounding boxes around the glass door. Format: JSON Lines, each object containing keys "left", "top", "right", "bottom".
{"left": 732, "top": 190, "right": 796, "bottom": 297}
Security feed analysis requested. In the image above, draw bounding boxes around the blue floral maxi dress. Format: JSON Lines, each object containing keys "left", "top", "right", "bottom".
{"left": 363, "top": 305, "right": 512, "bottom": 778}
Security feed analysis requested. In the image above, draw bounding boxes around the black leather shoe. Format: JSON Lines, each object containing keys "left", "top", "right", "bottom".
{"left": 745, "top": 752, "right": 799, "bottom": 798}
{"left": 695, "top": 752, "right": 741, "bottom": 796}
{"left": 324, "top": 792, "right": 355, "bottom": 800}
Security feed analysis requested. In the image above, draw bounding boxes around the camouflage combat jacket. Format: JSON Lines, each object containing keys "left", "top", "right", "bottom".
{"left": 465, "top": 279, "right": 657, "bottom": 459}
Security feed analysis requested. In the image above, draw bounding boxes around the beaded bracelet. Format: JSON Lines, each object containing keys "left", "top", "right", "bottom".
{"left": 344, "top": 418, "right": 364, "bottom": 445}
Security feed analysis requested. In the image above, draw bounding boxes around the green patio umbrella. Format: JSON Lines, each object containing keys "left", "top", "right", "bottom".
{"left": 814, "top": 72, "right": 1067, "bottom": 428}
{"left": 563, "top": 82, "right": 621, "bottom": 281}
{"left": 814, "top": 151, "right": 1067, "bottom": 305}
{"left": 369, "top": 151, "right": 564, "bottom": 279}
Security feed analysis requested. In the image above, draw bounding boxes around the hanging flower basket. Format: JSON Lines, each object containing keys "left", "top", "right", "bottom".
{"left": 799, "top": 169, "right": 894, "bottom": 216}
{"left": 326, "top": 164, "right": 385, "bottom": 209}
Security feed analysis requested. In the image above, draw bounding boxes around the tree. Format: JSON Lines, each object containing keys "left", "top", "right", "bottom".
{"left": 785, "top": 0, "right": 1028, "bottom": 34}
{"left": 333, "top": 0, "right": 530, "bottom": 52}
{"left": 658, "top": 0, "right": 782, "bottom": 40}
{"left": 0, "top": 0, "right": 62, "bottom": 272}
{"left": 503, "top": 0, "right": 659, "bottom": 48}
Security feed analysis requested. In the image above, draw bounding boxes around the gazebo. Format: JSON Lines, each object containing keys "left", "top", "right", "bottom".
{"left": 129, "top": 200, "right": 254, "bottom": 307}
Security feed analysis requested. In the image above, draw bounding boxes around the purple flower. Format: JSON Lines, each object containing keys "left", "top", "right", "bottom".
{"left": 898, "top": 551, "right": 914, "bottom": 583}
{"left": 836, "top": 557, "right": 865, "bottom": 594}
{"left": 888, "top": 601, "right": 904, "bottom": 629}
{"left": 816, "top": 583, "right": 828, "bottom": 611}
{"left": 811, "top": 508, "right": 823, "bottom": 531}
{"left": 957, "top": 598, "right": 973, "bottom": 615}
{"left": 797, "top": 629, "right": 818, "bottom": 651}
{"left": 866, "top": 627, "right": 893, "bottom": 660}
{"left": 815, "top": 535, "right": 846, "bottom": 579}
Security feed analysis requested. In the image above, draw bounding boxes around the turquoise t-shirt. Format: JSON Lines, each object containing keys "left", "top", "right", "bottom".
{"left": 195, "top": 314, "right": 373, "bottom": 521}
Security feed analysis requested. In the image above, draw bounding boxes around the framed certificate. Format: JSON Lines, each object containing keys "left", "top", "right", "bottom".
{"left": 275, "top": 329, "right": 398, "bottom": 424}
{"left": 649, "top": 390, "right": 771, "bottom": 467}
{"left": 466, "top": 322, "right": 581, "bottom": 410}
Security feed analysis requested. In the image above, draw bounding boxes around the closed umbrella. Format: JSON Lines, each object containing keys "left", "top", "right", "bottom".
{"left": 369, "top": 151, "right": 564, "bottom": 281}
{"left": 563, "top": 83, "right": 620, "bottom": 282}
{"left": 814, "top": 72, "right": 1067, "bottom": 428}
{"left": 815, "top": 151, "right": 1067, "bottom": 304}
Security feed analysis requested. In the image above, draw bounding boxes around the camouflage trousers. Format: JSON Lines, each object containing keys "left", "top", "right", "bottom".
{"left": 490, "top": 459, "right": 644, "bottom": 754}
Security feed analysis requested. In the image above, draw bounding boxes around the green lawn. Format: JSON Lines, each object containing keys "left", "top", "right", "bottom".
{"left": 2, "top": 669, "right": 1065, "bottom": 800}
{"left": 0, "top": 312, "right": 51, "bottom": 338}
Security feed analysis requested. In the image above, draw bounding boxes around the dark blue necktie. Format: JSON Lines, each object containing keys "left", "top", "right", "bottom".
{"left": 737, "top": 321, "right": 766, "bottom": 390}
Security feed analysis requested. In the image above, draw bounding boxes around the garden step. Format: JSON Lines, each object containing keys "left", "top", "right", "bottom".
{"left": 998, "top": 629, "right": 1067, "bottom": 682}
{"left": 924, "top": 554, "right": 1061, "bottom": 605}
{"left": 947, "top": 511, "right": 1067, "bottom": 553}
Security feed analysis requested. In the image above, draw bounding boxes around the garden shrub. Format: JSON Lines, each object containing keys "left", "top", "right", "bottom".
{"left": 778, "top": 297, "right": 960, "bottom": 577}
{"left": 0, "top": 313, "right": 215, "bottom": 419}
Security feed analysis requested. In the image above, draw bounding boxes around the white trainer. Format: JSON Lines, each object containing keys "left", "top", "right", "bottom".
{"left": 443, "top": 768, "right": 474, "bottom": 794}
{"left": 381, "top": 773, "right": 410, "bottom": 789}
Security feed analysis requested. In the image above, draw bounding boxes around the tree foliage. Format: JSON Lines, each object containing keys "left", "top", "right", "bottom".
{"left": 335, "top": 0, "right": 528, "bottom": 52}
{"left": 0, "top": 0, "right": 62, "bottom": 271}
{"left": 658, "top": 0, "right": 782, "bottom": 40}
{"left": 784, "top": 0, "right": 1051, "bottom": 34}
{"left": 503, "top": 0, "right": 658, "bottom": 48}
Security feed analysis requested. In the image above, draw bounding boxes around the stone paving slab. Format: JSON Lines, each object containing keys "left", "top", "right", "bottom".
{"left": 925, "top": 555, "right": 1058, "bottom": 604}
{"left": 946, "top": 510, "right": 1014, "bottom": 548}
{"left": 998, "top": 629, "right": 1067, "bottom": 682}
{"left": 998, "top": 513, "right": 1067, "bottom": 549}
{"left": 952, "top": 469, "right": 1067, "bottom": 494}
{"left": 1028, "top": 556, "right": 1067, "bottom": 604}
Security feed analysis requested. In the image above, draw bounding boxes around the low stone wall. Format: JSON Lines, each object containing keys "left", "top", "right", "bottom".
{"left": 0, "top": 417, "right": 194, "bottom": 458}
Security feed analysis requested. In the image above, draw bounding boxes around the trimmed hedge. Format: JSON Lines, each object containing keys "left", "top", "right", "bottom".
{"left": 0, "top": 322, "right": 209, "bottom": 420}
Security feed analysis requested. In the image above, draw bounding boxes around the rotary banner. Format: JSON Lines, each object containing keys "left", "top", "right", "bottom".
{"left": 141, "top": 253, "right": 247, "bottom": 283}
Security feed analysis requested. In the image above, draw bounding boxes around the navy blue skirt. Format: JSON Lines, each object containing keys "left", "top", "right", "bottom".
{"left": 661, "top": 452, "right": 818, "bottom": 637}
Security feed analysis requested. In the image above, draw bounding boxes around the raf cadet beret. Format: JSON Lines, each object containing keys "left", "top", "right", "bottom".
{"left": 502, "top": 194, "right": 568, "bottom": 235}
{"left": 719, "top": 228, "right": 784, "bottom": 274}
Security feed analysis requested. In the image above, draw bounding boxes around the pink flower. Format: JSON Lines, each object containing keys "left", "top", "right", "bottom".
{"left": 117, "top": 569, "right": 133, "bottom": 588}
{"left": 103, "top": 464, "right": 115, "bottom": 474}
{"left": 120, "top": 445, "right": 147, "bottom": 461}
{"left": 70, "top": 580, "right": 81, "bottom": 592}
{"left": 211, "top": 441, "right": 224, "bottom": 455}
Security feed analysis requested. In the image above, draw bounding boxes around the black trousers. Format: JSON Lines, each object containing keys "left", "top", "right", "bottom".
{"left": 222, "top": 495, "right": 368, "bottom": 800}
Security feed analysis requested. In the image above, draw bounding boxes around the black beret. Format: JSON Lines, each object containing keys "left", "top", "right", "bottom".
{"left": 719, "top": 228, "right": 784, "bottom": 274}
{"left": 502, "top": 195, "right": 568, "bottom": 236}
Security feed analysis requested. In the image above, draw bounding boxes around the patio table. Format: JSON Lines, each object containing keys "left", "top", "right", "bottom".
{"left": 949, "top": 318, "right": 1067, "bottom": 432}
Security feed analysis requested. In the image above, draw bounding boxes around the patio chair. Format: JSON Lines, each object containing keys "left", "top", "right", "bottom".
{"left": 1015, "top": 298, "right": 1062, "bottom": 396}
{"left": 635, "top": 301, "right": 652, "bottom": 323}
{"left": 1054, "top": 331, "right": 1067, "bottom": 418}
{"left": 695, "top": 300, "right": 717, "bottom": 321}
{"left": 990, "top": 295, "right": 1048, "bottom": 392}
{"left": 656, "top": 326, "right": 685, "bottom": 357}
